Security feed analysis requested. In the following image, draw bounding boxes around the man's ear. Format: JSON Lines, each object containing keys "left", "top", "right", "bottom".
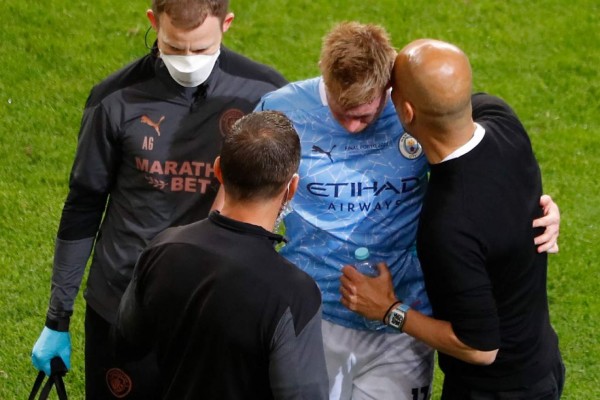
{"left": 287, "top": 173, "right": 300, "bottom": 201}
{"left": 222, "top": 12, "right": 234, "bottom": 33}
{"left": 214, "top": 156, "right": 224, "bottom": 184}
{"left": 146, "top": 9, "right": 158, "bottom": 31}
{"left": 400, "top": 100, "right": 414, "bottom": 126}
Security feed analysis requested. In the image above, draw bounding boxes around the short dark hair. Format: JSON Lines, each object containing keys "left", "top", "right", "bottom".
{"left": 220, "top": 111, "right": 300, "bottom": 202}
{"left": 152, "top": 0, "right": 229, "bottom": 29}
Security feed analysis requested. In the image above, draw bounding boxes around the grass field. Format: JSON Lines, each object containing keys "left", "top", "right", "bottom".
{"left": 1, "top": 0, "right": 598, "bottom": 398}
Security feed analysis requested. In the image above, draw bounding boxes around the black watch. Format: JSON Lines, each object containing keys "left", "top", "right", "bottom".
{"left": 387, "top": 303, "right": 410, "bottom": 332}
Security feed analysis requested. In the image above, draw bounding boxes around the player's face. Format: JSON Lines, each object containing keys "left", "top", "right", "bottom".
{"left": 328, "top": 91, "right": 387, "bottom": 134}
{"left": 153, "top": 12, "right": 233, "bottom": 56}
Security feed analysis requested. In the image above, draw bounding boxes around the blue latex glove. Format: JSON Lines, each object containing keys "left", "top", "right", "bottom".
{"left": 32, "top": 327, "right": 71, "bottom": 376}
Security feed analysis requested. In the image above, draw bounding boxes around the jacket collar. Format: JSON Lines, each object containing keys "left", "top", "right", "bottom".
{"left": 208, "top": 211, "right": 286, "bottom": 244}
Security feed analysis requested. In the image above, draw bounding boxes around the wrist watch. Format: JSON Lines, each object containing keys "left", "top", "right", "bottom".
{"left": 387, "top": 303, "right": 410, "bottom": 332}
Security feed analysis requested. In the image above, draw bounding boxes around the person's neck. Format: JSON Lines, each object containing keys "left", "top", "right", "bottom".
{"left": 219, "top": 198, "right": 281, "bottom": 232}
{"left": 419, "top": 120, "right": 477, "bottom": 164}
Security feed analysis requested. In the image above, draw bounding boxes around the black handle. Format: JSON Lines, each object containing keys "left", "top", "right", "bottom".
{"left": 28, "top": 357, "right": 68, "bottom": 400}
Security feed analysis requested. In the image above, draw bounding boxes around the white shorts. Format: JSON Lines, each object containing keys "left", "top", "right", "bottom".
{"left": 323, "top": 320, "right": 434, "bottom": 400}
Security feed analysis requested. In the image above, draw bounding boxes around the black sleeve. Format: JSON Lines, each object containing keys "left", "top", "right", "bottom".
{"left": 46, "top": 101, "right": 120, "bottom": 328}
{"left": 269, "top": 306, "right": 328, "bottom": 399}
{"left": 420, "top": 219, "right": 501, "bottom": 351}
{"left": 46, "top": 237, "right": 94, "bottom": 330}
{"left": 112, "top": 249, "right": 156, "bottom": 361}
{"left": 57, "top": 102, "right": 119, "bottom": 240}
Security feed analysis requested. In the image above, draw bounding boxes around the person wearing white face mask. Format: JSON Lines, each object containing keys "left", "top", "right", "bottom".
{"left": 159, "top": 49, "right": 221, "bottom": 87}
{"left": 30, "top": 0, "right": 287, "bottom": 398}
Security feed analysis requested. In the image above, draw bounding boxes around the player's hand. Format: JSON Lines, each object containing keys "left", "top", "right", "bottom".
{"left": 533, "top": 194, "right": 560, "bottom": 253}
{"left": 340, "top": 262, "right": 397, "bottom": 321}
{"left": 32, "top": 326, "right": 71, "bottom": 376}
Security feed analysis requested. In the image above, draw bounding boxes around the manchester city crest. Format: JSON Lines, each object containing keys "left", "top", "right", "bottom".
{"left": 398, "top": 133, "right": 423, "bottom": 159}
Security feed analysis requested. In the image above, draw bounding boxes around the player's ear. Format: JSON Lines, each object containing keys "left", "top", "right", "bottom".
{"left": 214, "top": 156, "right": 224, "bottom": 184}
{"left": 403, "top": 101, "right": 414, "bottom": 124}
{"left": 396, "top": 100, "right": 414, "bottom": 128}
{"left": 221, "top": 13, "right": 234, "bottom": 33}
{"left": 287, "top": 173, "right": 300, "bottom": 201}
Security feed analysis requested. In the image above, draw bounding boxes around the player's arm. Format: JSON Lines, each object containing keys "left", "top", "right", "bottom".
{"left": 471, "top": 93, "right": 560, "bottom": 253}
{"left": 32, "top": 103, "right": 118, "bottom": 375}
{"left": 340, "top": 263, "right": 498, "bottom": 366}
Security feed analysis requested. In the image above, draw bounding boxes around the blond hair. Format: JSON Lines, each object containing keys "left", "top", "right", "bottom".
{"left": 320, "top": 22, "right": 396, "bottom": 109}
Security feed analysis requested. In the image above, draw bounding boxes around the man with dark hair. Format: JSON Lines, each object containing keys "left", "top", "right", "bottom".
{"left": 114, "top": 111, "right": 328, "bottom": 400}
{"left": 30, "top": 0, "right": 286, "bottom": 397}
{"left": 341, "top": 39, "right": 564, "bottom": 399}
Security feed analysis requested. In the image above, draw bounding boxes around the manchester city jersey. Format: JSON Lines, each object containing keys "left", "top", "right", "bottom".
{"left": 257, "top": 77, "right": 431, "bottom": 330}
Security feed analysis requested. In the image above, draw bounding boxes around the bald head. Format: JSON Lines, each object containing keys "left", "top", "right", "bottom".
{"left": 392, "top": 39, "right": 473, "bottom": 132}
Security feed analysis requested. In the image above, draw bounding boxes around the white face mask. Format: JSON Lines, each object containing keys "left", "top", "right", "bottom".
{"left": 160, "top": 49, "right": 221, "bottom": 87}
{"left": 274, "top": 173, "right": 298, "bottom": 233}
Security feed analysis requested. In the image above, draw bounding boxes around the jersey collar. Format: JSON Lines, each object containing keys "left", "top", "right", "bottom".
{"left": 441, "top": 123, "right": 486, "bottom": 162}
{"left": 209, "top": 211, "right": 286, "bottom": 244}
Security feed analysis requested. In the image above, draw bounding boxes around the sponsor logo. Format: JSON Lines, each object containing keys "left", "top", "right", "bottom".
{"left": 135, "top": 157, "right": 215, "bottom": 193}
{"left": 219, "top": 108, "right": 245, "bottom": 136}
{"left": 307, "top": 178, "right": 420, "bottom": 198}
{"left": 398, "top": 133, "right": 423, "bottom": 159}
{"left": 306, "top": 177, "right": 423, "bottom": 213}
{"left": 106, "top": 368, "right": 132, "bottom": 398}
{"left": 312, "top": 145, "right": 336, "bottom": 163}
{"left": 140, "top": 115, "right": 165, "bottom": 136}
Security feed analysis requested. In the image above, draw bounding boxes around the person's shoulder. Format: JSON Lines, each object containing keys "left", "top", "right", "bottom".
{"left": 472, "top": 92, "right": 528, "bottom": 139}
{"left": 219, "top": 46, "right": 287, "bottom": 88}
{"left": 276, "top": 257, "right": 322, "bottom": 302}
{"left": 149, "top": 219, "right": 209, "bottom": 248}
{"left": 86, "top": 53, "right": 157, "bottom": 108}
{"left": 472, "top": 92, "right": 520, "bottom": 121}
{"left": 258, "top": 77, "right": 322, "bottom": 113}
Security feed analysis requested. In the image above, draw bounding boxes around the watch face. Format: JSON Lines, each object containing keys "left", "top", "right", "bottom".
{"left": 389, "top": 309, "right": 405, "bottom": 329}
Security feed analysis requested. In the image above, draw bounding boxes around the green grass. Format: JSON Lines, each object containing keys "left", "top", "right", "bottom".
{"left": 1, "top": 0, "right": 598, "bottom": 398}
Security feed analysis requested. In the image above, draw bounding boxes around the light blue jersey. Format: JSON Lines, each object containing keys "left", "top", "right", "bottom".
{"left": 257, "top": 77, "right": 431, "bottom": 331}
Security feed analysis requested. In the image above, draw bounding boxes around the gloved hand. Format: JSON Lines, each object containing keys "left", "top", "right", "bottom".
{"left": 32, "top": 326, "right": 71, "bottom": 376}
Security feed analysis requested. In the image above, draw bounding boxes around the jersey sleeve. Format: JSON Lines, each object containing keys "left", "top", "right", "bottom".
{"left": 420, "top": 220, "right": 501, "bottom": 351}
{"left": 46, "top": 101, "right": 120, "bottom": 329}
{"left": 253, "top": 83, "right": 301, "bottom": 114}
{"left": 58, "top": 101, "right": 119, "bottom": 240}
{"left": 254, "top": 92, "right": 273, "bottom": 112}
{"left": 268, "top": 306, "right": 328, "bottom": 399}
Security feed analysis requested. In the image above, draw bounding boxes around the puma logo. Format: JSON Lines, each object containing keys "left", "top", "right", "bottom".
{"left": 312, "top": 145, "right": 336, "bottom": 163}
{"left": 141, "top": 115, "right": 165, "bottom": 136}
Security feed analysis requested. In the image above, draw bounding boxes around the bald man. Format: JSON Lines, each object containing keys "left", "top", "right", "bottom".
{"left": 340, "top": 39, "right": 564, "bottom": 399}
